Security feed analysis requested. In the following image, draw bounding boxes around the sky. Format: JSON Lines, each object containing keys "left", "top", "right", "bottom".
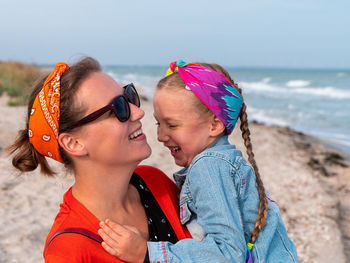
{"left": 1, "top": 0, "right": 349, "bottom": 68}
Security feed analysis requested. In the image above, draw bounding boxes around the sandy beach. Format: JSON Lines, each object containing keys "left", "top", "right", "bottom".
{"left": 0, "top": 94, "right": 349, "bottom": 263}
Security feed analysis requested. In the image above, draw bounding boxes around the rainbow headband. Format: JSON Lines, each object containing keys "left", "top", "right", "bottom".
{"left": 28, "top": 62, "right": 70, "bottom": 163}
{"left": 166, "top": 60, "right": 243, "bottom": 134}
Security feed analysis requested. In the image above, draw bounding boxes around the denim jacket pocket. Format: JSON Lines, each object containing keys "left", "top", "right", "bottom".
{"left": 179, "top": 199, "right": 192, "bottom": 225}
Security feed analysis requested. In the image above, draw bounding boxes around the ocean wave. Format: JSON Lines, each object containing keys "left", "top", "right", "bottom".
{"left": 240, "top": 80, "right": 350, "bottom": 99}
{"left": 286, "top": 80, "right": 311, "bottom": 87}
{"left": 309, "top": 131, "right": 350, "bottom": 148}
{"left": 262, "top": 77, "right": 271, "bottom": 83}
{"left": 337, "top": 72, "right": 346, "bottom": 77}
{"left": 293, "top": 86, "right": 350, "bottom": 99}
{"left": 240, "top": 81, "right": 283, "bottom": 93}
{"left": 247, "top": 107, "right": 290, "bottom": 127}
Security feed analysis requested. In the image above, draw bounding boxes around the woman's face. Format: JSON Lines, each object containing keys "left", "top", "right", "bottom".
{"left": 74, "top": 72, "right": 151, "bottom": 166}
{"left": 153, "top": 88, "right": 215, "bottom": 168}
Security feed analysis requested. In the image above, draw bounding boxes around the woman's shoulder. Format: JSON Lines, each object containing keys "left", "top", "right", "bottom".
{"left": 43, "top": 188, "right": 123, "bottom": 262}
{"left": 44, "top": 232, "right": 122, "bottom": 262}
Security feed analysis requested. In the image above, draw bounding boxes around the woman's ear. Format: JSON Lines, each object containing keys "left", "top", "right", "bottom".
{"left": 58, "top": 132, "right": 88, "bottom": 157}
{"left": 209, "top": 115, "right": 226, "bottom": 137}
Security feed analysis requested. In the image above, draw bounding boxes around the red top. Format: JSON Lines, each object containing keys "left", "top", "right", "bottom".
{"left": 44, "top": 165, "right": 191, "bottom": 263}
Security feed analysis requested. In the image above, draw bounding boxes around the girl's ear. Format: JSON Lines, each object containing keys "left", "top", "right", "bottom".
{"left": 209, "top": 115, "right": 226, "bottom": 137}
{"left": 58, "top": 132, "right": 88, "bottom": 157}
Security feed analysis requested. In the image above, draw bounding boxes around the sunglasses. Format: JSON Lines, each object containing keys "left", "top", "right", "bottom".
{"left": 66, "top": 83, "right": 140, "bottom": 131}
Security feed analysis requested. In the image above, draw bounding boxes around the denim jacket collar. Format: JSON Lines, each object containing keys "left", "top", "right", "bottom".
{"left": 173, "top": 136, "right": 230, "bottom": 187}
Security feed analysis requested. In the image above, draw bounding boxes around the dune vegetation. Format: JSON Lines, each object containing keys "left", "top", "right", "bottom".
{"left": 0, "top": 61, "right": 44, "bottom": 106}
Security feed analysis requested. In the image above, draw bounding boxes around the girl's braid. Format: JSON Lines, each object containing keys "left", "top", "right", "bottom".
{"left": 236, "top": 84, "right": 269, "bottom": 244}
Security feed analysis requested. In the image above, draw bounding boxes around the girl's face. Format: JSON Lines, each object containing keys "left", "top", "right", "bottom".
{"left": 153, "top": 88, "right": 216, "bottom": 168}
{"left": 75, "top": 72, "right": 151, "bottom": 166}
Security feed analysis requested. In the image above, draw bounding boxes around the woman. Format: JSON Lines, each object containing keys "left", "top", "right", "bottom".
{"left": 9, "top": 57, "right": 191, "bottom": 262}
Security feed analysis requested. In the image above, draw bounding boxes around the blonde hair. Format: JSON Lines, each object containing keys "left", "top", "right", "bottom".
{"left": 157, "top": 63, "right": 268, "bottom": 245}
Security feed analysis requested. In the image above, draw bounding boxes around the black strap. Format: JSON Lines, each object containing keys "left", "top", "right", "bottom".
{"left": 44, "top": 227, "right": 102, "bottom": 254}
{"left": 45, "top": 227, "right": 150, "bottom": 263}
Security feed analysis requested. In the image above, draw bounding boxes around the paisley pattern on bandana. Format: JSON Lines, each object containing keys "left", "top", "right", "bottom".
{"left": 28, "top": 62, "right": 70, "bottom": 163}
{"left": 166, "top": 60, "right": 243, "bottom": 134}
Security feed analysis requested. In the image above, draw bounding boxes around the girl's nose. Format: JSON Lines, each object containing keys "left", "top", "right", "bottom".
{"left": 129, "top": 103, "right": 145, "bottom": 121}
{"left": 157, "top": 126, "right": 169, "bottom": 142}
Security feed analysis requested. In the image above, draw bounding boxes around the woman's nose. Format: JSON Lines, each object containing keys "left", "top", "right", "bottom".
{"left": 129, "top": 103, "right": 145, "bottom": 121}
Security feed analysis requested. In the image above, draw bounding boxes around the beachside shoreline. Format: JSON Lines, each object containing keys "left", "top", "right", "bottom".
{"left": 0, "top": 95, "right": 349, "bottom": 263}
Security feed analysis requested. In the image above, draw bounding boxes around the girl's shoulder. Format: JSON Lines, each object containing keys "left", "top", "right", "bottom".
{"left": 191, "top": 144, "right": 245, "bottom": 170}
{"left": 187, "top": 145, "right": 255, "bottom": 186}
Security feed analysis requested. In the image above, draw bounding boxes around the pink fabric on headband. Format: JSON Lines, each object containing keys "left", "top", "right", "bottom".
{"left": 166, "top": 60, "right": 243, "bottom": 134}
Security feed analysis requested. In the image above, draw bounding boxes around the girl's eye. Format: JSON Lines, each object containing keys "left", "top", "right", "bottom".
{"left": 155, "top": 122, "right": 160, "bottom": 126}
{"left": 168, "top": 124, "right": 177, "bottom": 128}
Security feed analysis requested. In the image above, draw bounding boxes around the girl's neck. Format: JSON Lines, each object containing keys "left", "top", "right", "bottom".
{"left": 72, "top": 161, "right": 140, "bottom": 221}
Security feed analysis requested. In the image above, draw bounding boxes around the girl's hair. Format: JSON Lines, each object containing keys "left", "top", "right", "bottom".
{"left": 157, "top": 63, "right": 268, "bottom": 245}
{"left": 8, "top": 57, "right": 101, "bottom": 176}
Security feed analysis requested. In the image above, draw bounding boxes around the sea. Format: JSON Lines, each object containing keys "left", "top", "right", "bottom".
{"left": 104, "top": 66, "right": 350, "bottom": 154}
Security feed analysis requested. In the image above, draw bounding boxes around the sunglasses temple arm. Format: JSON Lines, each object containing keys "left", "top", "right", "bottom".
{"left": 67, "top": 105, "right": 112, "bottom": 130}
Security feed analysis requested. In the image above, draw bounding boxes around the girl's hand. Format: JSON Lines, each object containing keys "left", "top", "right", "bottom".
{"left": 98, "top": 219, "right": 148, "bottom": 263}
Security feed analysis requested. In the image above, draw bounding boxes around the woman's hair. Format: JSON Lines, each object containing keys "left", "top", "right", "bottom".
{"left": 8, "top": 57, "right": 101, "bottom": 176}
{"left": 157, "top": 63, "right": 268, "bottom": 245}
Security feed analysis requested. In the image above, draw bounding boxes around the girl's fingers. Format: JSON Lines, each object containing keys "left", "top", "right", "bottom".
{"left": 104, "top": 219, "right": 131, "bottom": 236}
{"left": 98, "top": 228, "right": 119, "bottom": 248}
{"left": 99, "top": 220, "right": 123, "bottom": 239}
{"left": 124, "top": 224, "right": 139, "bottom": 234}
{"left": 101, "top": 241, "right": 119, "bottom": 257}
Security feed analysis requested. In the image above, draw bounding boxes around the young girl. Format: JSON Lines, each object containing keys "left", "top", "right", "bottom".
{"left": 98, "top": 60, "right": 299, "bottom": 262}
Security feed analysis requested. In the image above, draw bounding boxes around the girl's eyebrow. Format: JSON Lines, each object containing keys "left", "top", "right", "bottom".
{"left": 153, "top": 114, "right": 180, "bottom": 122}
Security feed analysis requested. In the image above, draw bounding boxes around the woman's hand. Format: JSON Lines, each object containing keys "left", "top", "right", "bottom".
{"left": 98, "top": 219, "right": 148, "bottom": 263}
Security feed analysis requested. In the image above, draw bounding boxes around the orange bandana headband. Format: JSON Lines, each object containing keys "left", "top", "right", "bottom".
{"left": 28, "top": 62, "right": 70, "bottom": 163}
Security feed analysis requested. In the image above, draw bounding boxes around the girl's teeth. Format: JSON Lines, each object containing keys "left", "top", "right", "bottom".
{"left": 171, "top": 147, "right": 181, "bottom": 152}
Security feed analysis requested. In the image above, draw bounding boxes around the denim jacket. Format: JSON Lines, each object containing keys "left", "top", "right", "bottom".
{"left": 148, "top": 136, "right": 299, "bottom": 263}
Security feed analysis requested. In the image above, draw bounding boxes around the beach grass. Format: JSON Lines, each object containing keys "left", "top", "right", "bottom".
{"left": 0, "top": 61, "right": 43, "bottom": 106}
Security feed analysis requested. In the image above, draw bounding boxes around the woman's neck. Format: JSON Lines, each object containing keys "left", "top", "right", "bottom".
{"left": 72, "top": 162, "right": 140, "bottom": 222}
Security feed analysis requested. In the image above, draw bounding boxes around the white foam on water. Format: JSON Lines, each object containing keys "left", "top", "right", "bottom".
{"left": 292, "top": 86, "right": 350, "bottom": 99}
{"left": 308, "top": 130, "right": 350, "bottom": 149}
{"left": 241, "top": 79, "right": 350, "bottom": 100}
{"left": 262, "top": 77, "right": 271, "bottom": 83}
{"left": 106, "top": 71, "right": 160, "bottom": 98}
{"left": 286, "top": 80, "right": 311, "bottom": 87}
{"left": 247, "top": 107, "right": 290, "bottom": 127}
{"left": 240, "top": 81, "right": 283, "bottom": 93}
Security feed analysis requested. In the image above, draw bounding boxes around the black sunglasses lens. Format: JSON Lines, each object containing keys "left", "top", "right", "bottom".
{"left": 125, "top": 84, "right": 140, "bottom": 107}
{"left": 113, "top": 96, "right": 130, "bottom": 122}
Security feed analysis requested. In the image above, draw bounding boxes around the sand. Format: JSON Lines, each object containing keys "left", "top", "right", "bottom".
{"left": 0, "top": 94, "right": 349, "bottom": 263}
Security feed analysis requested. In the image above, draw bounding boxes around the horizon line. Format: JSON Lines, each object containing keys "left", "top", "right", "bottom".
{"left": 40, "top": 63, "right": 350, "bottom": 71}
